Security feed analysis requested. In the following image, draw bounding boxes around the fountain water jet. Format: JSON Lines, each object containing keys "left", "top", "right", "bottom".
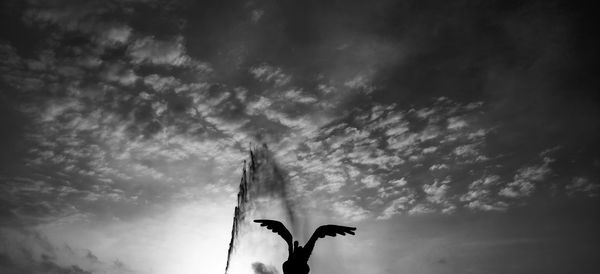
{"left": 224, "top": 145, "right": 303, "bottom": 274}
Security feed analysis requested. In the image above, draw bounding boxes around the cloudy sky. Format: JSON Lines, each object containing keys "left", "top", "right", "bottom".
{"left": 1, "top": 0, "right": 599, "bottom": 273}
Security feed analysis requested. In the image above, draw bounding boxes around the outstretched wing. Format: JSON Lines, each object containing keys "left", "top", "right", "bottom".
{"left": 254, "top": 219, "right": 293, "bottom": 254}
{"left": 304, "top": 225, "right": 356, "bottom": 258}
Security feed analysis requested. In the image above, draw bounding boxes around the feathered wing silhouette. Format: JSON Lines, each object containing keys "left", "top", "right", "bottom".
{"left": 254, "top": 219, "right": 293, "bottom": 255}
{"left": 303, "top": 225, "right": 356, "bottom": 258}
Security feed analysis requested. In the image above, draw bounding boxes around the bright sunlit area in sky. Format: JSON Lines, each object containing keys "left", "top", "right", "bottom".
{"left": 34, "top": 201, "right": 233, "bottom": 274}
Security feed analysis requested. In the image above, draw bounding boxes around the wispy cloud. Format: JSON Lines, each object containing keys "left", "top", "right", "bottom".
{"left": 129, "top": 36, "right": 191, "bottom": 66}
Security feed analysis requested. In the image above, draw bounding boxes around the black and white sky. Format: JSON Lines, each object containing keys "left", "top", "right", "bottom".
{"left": 1, "top": 0, "right": 599, "bottom": 273}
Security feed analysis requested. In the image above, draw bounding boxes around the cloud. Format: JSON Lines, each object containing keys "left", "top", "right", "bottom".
{"left": 250, "top": 64, "right": 291, "bottom": 87}
{"left": 566, "top": 177, "right": 600, "bottom": 197}
{"left": 0, "top": 228, "right": 117, "bottom": 274}
{"left": 23, "top": 1, "right": 107, "bottom": 31}
{"left": 453, "top": 144, "right": 480, "bottom": 157}
{"left": 246, "top": 96, "right": 273, "bottom": 115}
{"left": 344, "top": 73, "right": 374, "bottom": 93}
{"left": 377, "top": 192, "right": 415, "bottom": 220}
{"left": 389, "top": 178, "right": 407, "bottom": 188}
{"left": 460, "top": 175, "right": 508, "bottom": 212}
{"left": 41, "top": 99, "right": 85, "bottom": 122}
{"left": 466, "top": 200, "right": 508, "bottom": 212}
{"left": 84, "top": 250, "right": 99, "bottom": 263}
{"left": 252, "top": 262, "right": 279, "bottom": 274}
{"left": 498, "top": 180, "right": 535, "bottom": 199}
{"left": 97, "top": 25, "right": 132, "bottom": 45}
{"left": 332, "top": 200, "right": 369, "bottom": 221}
{"left": 278, "top": 97, "right": 533, "bottom": 216}
{"left": 422, "top": 146, "right": 438, "bottom": 154}
{"left": 143, "top": 74, "right": 181, "bottom": 92}
{"left": 316, "top": 172, "right": 346, "bottom": 193}
{"left": 23, "top": 1, "right": 133, "bottom": 49}
{"left": 408, "top": 204, "right": 435, "bottom": 215}
{"left": 361, "top": 175, "right": 381, "bottom": 188}
{"left": 1, "top": 0, "right": 595, "bottom": 239}
{"left": 250, "top": 9, "right": 265, "bottom": 23}
{"left": 429, "top": 164, "right": 449, "bottom": 171}
{"left": 447, "top": 117, "right": 468, "bottom": 130}
{"left": 499, "top": 157, "right": 553, "bottom": 198}
{"left": 101, "top": 62, "right": 139, "bottom": 86}
{"left": 423, "top": 179, "right": 450, "bottom": 204}
{"left": 129, "top": 36, "right": 191, "bottom": 66}
{"left": 1, "top": 2, "right": 597, "bottom": 274}
{"left": 282, "top": 89, "right": 318, "bottom": 104}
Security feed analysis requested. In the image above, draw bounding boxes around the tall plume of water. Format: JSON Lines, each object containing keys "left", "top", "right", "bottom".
{"left": 224, "top": 161, "right": 248, "bottom": 274}
{"left": 224, "top": 145, "right": 304, "bottom": 274}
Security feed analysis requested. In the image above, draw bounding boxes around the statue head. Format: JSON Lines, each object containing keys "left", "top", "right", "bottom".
{"left": 293, "top": 240, "right": 304, "bottom": 254}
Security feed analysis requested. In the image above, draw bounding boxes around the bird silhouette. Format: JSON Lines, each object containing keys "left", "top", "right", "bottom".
{"left": 254, "top": 219, "right": 356, "bottom": 274}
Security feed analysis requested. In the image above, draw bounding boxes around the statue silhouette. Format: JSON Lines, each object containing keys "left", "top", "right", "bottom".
{"left": 254, "top": 219, "right": 356, "bottom": 274}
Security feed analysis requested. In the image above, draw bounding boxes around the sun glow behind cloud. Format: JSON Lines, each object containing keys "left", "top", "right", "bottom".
{"left": 33, "top": 201, "right": 233, "bottom": 274}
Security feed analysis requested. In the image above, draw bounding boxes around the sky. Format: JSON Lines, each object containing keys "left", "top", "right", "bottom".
{"left": 0, "top": 0, "right": 599, "bottom": 273}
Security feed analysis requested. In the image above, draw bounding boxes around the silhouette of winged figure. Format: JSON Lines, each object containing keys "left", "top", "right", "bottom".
{"left": 254, "top": 219, "right": 356, "bottom": 274}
